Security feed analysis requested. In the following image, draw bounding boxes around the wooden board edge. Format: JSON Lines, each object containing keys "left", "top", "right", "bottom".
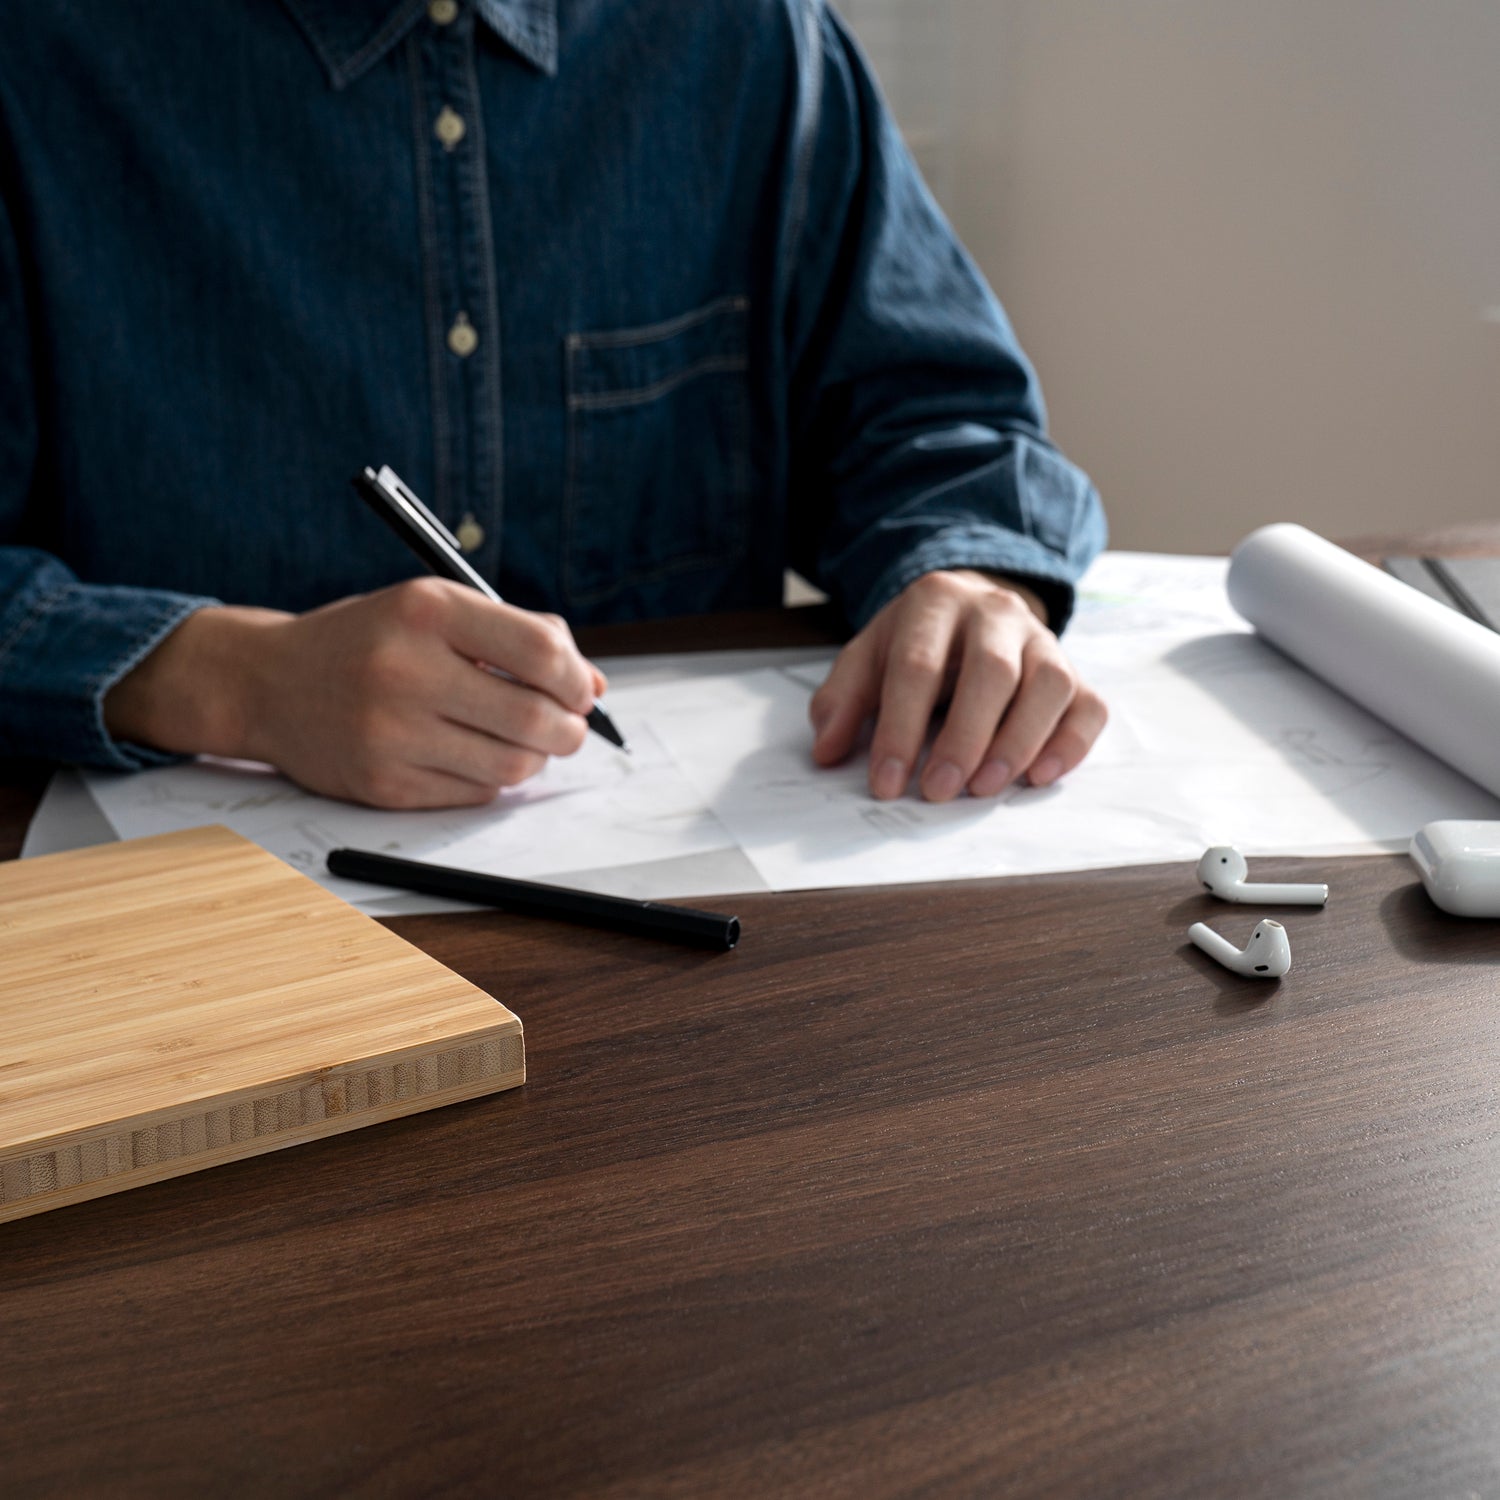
{"left": 0, "top": 1054, "right": 525, "bottom": 1225}
{"left": 1, "top": 1017, "right": 523, "bottom": 1158}
{"left": 0, "top": 1028, "right": 524, "bottom": 1223}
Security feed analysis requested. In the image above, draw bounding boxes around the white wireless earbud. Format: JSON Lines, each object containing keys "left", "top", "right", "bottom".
{"left": 1195, "top": 846, "right": 1328, "bottom": 906}
{"left": 1188, "top": 918, "right": 1292, "bottom": 979}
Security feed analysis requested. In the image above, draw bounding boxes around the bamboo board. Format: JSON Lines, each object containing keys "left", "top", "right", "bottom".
{"left": 0, "top": 825, "right": 523, "bottom": 1223}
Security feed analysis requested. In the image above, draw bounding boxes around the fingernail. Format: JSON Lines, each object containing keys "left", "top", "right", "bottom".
{"left": 1029, "top": 755, "right": 1064, "bottom": 786}
{"left": 872, "top": 756, "right": 907, "bottom": 799}
{"left": 921, "top": 759, "right": 965, "bottom": 802}
{"left": 969, "top": 758, "right": 1012, "bottom": 797}
{"left": 809, "top": 703, "right": 832, "bottom": 736}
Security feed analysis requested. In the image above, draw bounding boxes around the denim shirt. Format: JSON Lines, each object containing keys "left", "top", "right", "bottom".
{"left": 0, "top": 0, "right": 1105, "bottom": 769}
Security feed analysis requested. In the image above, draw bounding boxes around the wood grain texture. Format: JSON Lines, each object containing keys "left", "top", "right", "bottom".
{"left": 0, "top": 826, "right": 522, "bottom": 1222}
{"left": 4, "top": 592, "right": 1500, "bottom": 1497}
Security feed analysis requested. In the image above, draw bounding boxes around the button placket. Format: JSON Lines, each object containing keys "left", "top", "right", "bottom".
{"left": 410, "top": 9, "right": 502, "bottom": 583}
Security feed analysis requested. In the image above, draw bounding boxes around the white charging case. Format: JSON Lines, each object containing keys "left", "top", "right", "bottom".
{"left": 1409, "top": 820, "right": 1500, "bottom": 917}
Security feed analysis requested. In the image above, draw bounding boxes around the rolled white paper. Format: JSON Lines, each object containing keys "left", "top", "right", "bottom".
{"left": 1227, "top": 522, "right": 1500, "bottom": 800}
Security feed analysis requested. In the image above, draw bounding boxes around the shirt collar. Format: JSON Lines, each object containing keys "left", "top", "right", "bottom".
{"left": 281, "top": 0, "right": 558, "bottom": 88}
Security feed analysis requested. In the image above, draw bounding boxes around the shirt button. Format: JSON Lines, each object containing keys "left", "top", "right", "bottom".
{"left": 447, "top": 312, "right": 478, "bottom": 358}
{"left": 455, "top": 513, "right": 485, "bottom": 553}
{"left": 428, "top": 0, "right": 459, "bottom": 23}
{"left": 434, "top": 106, "right": 466, "bottom": 150}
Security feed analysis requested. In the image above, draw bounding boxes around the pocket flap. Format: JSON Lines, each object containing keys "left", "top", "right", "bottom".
{"left": 567, "top": 295, "right": 749, "bottom": 411}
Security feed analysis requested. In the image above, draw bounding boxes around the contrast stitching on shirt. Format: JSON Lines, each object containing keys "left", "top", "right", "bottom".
{"left": 278, "top": 0, "right": 343, "bottom": 84}
{"left": 565, "top": 295, "right": 750, "bottom": 351}
{"left": 567, "top": 355, "right": 749, "bottom": 411}
{"left": 0, "top": 584, "right": 69, "bottom": 678}
{"left": 460, "top": 25, "right": 506, "bottom": 561}
{"left": 561, "top": 296, "right": 754, "bottom": 605}
{"left": 335, "top": 0, "right": 429, "bottom": 89}
{"left": 408, "top": 36, "right": 452, "bottom": 521}
{"left": 86, "top": 599, "right": 215, "bottom": 768}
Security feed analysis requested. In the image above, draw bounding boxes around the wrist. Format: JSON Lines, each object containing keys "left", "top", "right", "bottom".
{"left": 103, "top": 604, "right": 292, "bottom": 760}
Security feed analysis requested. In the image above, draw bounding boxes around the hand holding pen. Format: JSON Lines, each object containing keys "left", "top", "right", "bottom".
{"left": 102, "top": 566, "right": 614, "bottom": 809}
{"left": 102, "top": 469, "right": 623, "bottom": 810}
{"left": 351, "top": 467, "right": 626, "bottom": 751}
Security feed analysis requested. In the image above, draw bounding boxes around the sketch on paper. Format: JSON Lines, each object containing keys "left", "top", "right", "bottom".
{"left": 67, "top": 551, "right": 1500, "bottom": 908}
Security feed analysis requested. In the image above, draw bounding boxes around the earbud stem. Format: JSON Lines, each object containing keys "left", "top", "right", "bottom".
{"left": 1188, "top": 922, "right": 1240, "bottom": 964}
{"left": 1221, "top": 882, "right": 1327, "bottom": 906}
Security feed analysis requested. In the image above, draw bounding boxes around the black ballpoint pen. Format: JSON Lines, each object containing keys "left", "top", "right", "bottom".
{"left": 351, "top": 464, "right": 627, "bottom": 751}
{"left": 327, "top": 847, "right": 740, "bottom": 951}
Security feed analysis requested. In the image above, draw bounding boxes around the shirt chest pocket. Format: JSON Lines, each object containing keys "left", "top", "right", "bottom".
{"left": 563, "top": 295, "right": 751, "bottom": 608}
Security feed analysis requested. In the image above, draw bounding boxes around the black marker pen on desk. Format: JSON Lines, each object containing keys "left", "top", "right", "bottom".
{"left": 327, "top": 848, "right": 740, "bottom": 951}
{"left": 351, "top": 465, "right": 627, "bottom": 751}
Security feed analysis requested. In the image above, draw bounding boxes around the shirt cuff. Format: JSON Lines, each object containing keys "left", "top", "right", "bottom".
{"left": 0, "top": 583, "right": 219, "bottom": 769}
{"left": 857, "top": 526, "right": 1091, "bottom": 635}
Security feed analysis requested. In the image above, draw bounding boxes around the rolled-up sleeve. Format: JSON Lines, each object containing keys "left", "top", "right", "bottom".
{"left": 782, "top": 4, "right": 1106, "bottom": 633}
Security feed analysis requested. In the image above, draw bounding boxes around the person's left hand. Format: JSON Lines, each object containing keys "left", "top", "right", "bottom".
{"left": 808, "top": 569, "right": 1107, "bottom": 801}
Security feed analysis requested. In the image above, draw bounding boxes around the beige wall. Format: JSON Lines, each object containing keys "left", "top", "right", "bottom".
{"left": 944, "top": 0, "right": 1500, "bottom": 554}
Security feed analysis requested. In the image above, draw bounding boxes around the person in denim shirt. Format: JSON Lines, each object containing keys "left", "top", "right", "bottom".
{"left": 0, "top": 0, "right": 1107, "bottom": 808}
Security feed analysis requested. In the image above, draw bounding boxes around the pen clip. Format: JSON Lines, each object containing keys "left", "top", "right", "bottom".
{"left": 374, "top": 465, "right": 464, "bottom": 554}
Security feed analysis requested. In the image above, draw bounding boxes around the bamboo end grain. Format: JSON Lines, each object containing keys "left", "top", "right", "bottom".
{"left": 0, "top": 826, "right": 523, "bottom": 1222}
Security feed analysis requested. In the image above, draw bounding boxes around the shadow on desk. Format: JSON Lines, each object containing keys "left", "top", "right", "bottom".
{"left": 1381, "top": 880, "right": 1500, "bottom": 965}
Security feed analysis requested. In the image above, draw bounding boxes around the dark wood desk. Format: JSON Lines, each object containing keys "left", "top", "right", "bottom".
{"left": 5, "top": 591, "right": 1500, "bottom": 1499}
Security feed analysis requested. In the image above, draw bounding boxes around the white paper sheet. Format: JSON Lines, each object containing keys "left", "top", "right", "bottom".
{"left": 33, "top": 551, "right": 1500, "bottom": 904}
{"left": 630, "top": 629, "right": 1500, "bottom": 893}
{"left": 82, "top": 721, "right": 741, "bottom": 910}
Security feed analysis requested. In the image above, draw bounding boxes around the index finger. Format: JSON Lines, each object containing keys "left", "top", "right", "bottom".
{"left": 866, "top": 610, "right": 962, "bottom": 799}
{"left": 438, "top": 589, "right": 599, "bottom": 716}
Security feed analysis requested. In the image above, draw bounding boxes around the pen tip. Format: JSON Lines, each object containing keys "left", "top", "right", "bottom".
{"left": 586, "top": 704, "right": 628, "bottom": 751}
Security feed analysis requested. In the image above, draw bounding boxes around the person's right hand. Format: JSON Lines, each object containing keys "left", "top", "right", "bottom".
{"left": 103, "top": 579, "right": 607, "bottom": 808}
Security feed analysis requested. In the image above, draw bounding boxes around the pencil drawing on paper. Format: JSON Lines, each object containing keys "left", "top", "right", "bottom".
{"left": 71, "top": 551, "right": 1500, "bottom": 903}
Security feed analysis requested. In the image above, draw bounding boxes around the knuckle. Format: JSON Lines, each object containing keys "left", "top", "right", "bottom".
{"left": 1081, "top": 684, "right": 1109, "bottom": 722}
{"left": 1047, "top": 726, "right": 1092, "bottom": 766}
{"left": 560, "top": 714, "right": 589, "bottom": 756}
{"left": 994, "top": 585, "right": 1035, "bottom": 618}
{"left": 540, "top": 612, "right": 575, "bottom": 645}
{"left": 526, "top": 628, "right": 569, "bottom": 685}
{"left": 510, "top": 695, "right": 552, "bottom": 745}
{"left": 490, "top": 748, "right": 546, "bottom": 788}
{"left": 387, "top": 576, "right": 451, "bottom": 632}
{"left": 358, "top": 763, "right": 417, "bottom": 809}
{"left": 1027, "top": 655, "right": 1075, "bottom": 698}
{"left": 985, "top": 653, "right": 1022, "bottom": 696}
{"left": 892, "top": 642, "right": 945, "bottom": 681}
{"left": 911, "top": 570, "right": 958, "bottom": 602}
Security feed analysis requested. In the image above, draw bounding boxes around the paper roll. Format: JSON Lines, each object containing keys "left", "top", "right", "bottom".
{"left": 1226, "top": 523, "right": 1500, "bottom": 800}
